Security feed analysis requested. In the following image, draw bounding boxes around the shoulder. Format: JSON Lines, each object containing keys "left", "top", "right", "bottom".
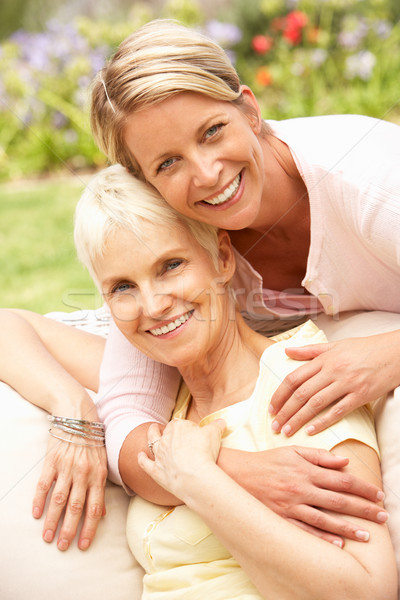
{"left": 267, "top": 115, "right": 400, "bottom": 187}
{"left": 266, "top": 114, "right": 399, "bottom": 141}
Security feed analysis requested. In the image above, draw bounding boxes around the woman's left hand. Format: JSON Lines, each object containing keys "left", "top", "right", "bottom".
{"left": 138, "top": 419, "right": 225, "bottom": 499}
{"left": 269, "top": 330, "right": 400, "bottom": 436}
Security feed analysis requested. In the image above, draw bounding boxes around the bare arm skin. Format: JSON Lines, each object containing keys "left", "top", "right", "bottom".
{"left": 0, "top": 308, "right": 107, "bottom": 551}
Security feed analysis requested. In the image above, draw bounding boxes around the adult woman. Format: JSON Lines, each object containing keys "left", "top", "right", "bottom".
{"left": 88, "top": 18, "right": 400, "bottom": 518}
{"left": 73, "top": 164, "right": 396, "bottom": 599}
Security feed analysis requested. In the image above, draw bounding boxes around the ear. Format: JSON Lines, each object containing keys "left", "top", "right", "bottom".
{"left": 217, "top": 230, "right": 236, "bottom": 283}
{"left": 239, "top": 85, "right": 263, "bottom": 134}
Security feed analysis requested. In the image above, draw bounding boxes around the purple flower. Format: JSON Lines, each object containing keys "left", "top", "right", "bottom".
{"left": 373, "top": 20, "right": 392, "bottom": 39}
{"left": 345, "top": 50, "right": 376, "bottom": 80}
{"left": 52, "top": 111, "right": 68, "bottom": 129}
{"left": 338, "top": 17, "right": 368, "bottom": 50}
{"left": 204, "top": 20, "right": 242, "bottom": 47}
{"left": 89, "top": 48, "right": 109, "bottom": 75}
{"left": 310, "top": 49, "right": 328, "bottom": 67}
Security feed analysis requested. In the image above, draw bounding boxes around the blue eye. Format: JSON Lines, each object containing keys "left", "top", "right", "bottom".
{"left": 204, "top": 123, "right": 224, "bottom": 140}
{"left": 166, "top": 260, "right": 182, "bottom": 271}
{"left": 205, "top": 125, "right": 218, "bottom": 137}
{"left": 110, "top": 282, "right": 134, "bottom": 294}
{"left": 158, "top": 157, "right": 176, "bottom": 171}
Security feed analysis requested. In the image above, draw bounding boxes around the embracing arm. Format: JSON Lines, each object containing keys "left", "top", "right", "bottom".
{"left": 120, "top": 422, "right": 385, "bottom": 543}
{"left": 0, "top": 308, "right": 107, "bottom": 551}
{"left": 139, "top": 421, "right": 397, "bottom": 600}
{"left": 269, "top": 328, "right": 400, "bottom": 435}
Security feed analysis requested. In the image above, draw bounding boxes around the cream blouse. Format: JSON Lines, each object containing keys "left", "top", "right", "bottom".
{"left": 126, "top": 321, "right": 379, "bottom": 599}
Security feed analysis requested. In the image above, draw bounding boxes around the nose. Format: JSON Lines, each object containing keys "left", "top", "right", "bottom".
{"left": 142, "top": 286, "right": 174, "bottom": 319}
{"left": 190, "top": 151, "right": 223, "bottom": 188}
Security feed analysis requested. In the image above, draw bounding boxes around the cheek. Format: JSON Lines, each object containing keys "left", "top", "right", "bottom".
{"left": 107, "top": 296, "right": 141, "bottom": 327}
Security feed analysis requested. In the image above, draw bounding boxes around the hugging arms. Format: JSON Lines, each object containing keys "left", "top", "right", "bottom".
{"left": 2, "top": 163, "right": 397, "bottom": 598}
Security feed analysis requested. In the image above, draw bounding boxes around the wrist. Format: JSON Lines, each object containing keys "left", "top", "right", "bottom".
{"left": 51, "top": 389, "right": 99, "bottom": 422}
{"left": 178, "top": 462, "right": 221, "bottom": 506}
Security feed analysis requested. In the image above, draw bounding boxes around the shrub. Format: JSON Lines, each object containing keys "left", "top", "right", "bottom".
{"left": 0, "top": 0, "right": 399, "bottom": 181}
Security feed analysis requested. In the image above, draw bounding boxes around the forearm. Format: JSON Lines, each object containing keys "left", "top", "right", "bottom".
{"left": 0, "top": 309, "right": 101, "bottom": 419}
{"left": 180, "top": 459, "right": 394, "bottom": 600}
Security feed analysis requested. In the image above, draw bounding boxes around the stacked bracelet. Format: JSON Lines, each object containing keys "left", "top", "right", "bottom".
{"left": 48, "top": 415, "right": 105, "bottom": 447}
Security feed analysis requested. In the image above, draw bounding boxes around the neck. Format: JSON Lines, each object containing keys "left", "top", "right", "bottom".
{"left": 253, "top": 135, "right": 309, "bottom": 234}
{"left": 180, "top": 312, "right": 273, "bottom": 422}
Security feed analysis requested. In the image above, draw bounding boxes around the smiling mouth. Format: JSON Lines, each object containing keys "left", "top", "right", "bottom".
{"left": 148, "top": 310, "right": 193, "bottom": 336}
{"left": 201, "top": 172, "right": 241, "bottom": 206}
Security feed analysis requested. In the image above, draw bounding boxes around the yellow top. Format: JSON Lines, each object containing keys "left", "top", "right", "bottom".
{"left": 126, "top": 321, "right": 379, "bottom": 599}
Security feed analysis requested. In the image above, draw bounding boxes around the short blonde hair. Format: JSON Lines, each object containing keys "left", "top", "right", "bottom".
{"left": 91, "top": 19, "right": 269, "bottom": 175}
{"left": 74, "top": 164, "right": 219, "bottom": 287}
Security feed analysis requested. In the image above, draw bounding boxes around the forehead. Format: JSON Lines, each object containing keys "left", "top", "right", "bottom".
{"left": 123, "top": 92, "right": 233, "bottom": 159}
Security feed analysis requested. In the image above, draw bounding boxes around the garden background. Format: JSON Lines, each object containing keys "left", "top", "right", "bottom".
{"left": 1, "top": 0, "right": 399, "bottom": 313}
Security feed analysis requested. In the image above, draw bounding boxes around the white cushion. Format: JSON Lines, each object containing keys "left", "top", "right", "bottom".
{"left": 0, "top": 382, "right": 144, "bottom": 600}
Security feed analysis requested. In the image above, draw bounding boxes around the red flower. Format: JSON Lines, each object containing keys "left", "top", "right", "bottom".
{"left": 283, "top": 26, "right": 302, "bottom": 44}
{"left": 286, "top": 10, "right": 308, "bottom": 29}
{"left": 283, "top": 10, "right": 308, "bottom": 45}
{"left": 256, "top": 66, "right": 273, "bottom": 86}
{"left": 252, "top": 34, "right": 273, "bottom": 54}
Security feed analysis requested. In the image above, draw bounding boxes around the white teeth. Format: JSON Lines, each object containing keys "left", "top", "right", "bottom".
{"left": 203, "top": 173, "right": 240, "bottom": 206}
{"left": 149, "top": 311, "right": 192, "bottom": 336}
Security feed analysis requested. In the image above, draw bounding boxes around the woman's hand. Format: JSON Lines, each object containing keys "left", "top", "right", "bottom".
{"left": 269, "top": 331, "right": 400, "bottom": 436}
{"left": 32, "top": 434, "right": 108, "bottom": 551}
{"left": 223, "top": 445, "right": 386, "bottom": 547}
{"left": 138, "top": 419, "right": 225, "bottom": 500}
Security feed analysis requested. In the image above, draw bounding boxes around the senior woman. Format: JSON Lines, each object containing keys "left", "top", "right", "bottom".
{"left": 71, "top": 164, "right": 395, "bottom": 599}
{"left": 86, "top": 18, "right": 400, "bottom": 539}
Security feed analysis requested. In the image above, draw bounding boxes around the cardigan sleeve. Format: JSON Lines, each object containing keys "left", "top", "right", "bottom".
{"left": 96, "top": 318, "right": 181, "bottom": 491}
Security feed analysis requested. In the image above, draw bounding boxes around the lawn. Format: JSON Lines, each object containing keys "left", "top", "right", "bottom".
{"left": 0, "top": 174, "right": 102, "bottom": 314}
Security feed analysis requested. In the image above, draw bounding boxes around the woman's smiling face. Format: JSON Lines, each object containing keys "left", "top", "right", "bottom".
{"left": 96, "top": 222, "right": 236, "bottom": 369}
{"left": 123, "top": 91, "right": 266, "bottom": 231}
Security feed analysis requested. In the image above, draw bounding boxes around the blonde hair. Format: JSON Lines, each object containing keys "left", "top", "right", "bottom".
{"left": 91, "top": 19, "right": 269, "bottom": 175}
{"left": 74, "top": 164, "right": 219, "bottom": 287}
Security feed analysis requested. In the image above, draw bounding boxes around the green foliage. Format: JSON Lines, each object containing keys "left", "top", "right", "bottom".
{"left": 0, "top": 177, "right": 100, "bottom": 313}
{"left": 231, "top": 0, "right": 400, "bottom": 121}
{"left": 0, "top": 0, "right": 399, "bottom": 182}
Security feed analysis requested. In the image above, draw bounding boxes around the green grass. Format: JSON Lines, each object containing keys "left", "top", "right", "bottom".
{"left": 0, "top": 174, "right": 102, "bottom": 314}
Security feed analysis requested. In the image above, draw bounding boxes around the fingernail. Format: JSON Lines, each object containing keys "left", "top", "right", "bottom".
{"left": 282, "top": 424, "right": 291, "bottom": 436}
{"left": 79, "top": 538, "right": 90, "bottom": 550}
{"left": 44, "top": 529, "right": 54, "bottom": 543}
{"left": 57, "top": 538, "right": 69, "bottom": 551}
{"left": 355, "top": 530, "right": 370, "bottom": 542}
{"left": 377, "top": 511, "right": 388, "bottom": 523}
{"left": 268, "top": 404, "right": 276, "bottom": 414}
{"left": 305, "top": 425, "right": 315, "bottom": 435}
{"left": 32, "top": 507, "right": 41, "bottom": 519}
{"left": 271, "top": 420, "right": 280, "bottom": 432}
{"left": 332, "top": 539, "right": 343, "bottom": 548}
{"left": 376, "top": 490, "right": 385, "bottom": 502}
